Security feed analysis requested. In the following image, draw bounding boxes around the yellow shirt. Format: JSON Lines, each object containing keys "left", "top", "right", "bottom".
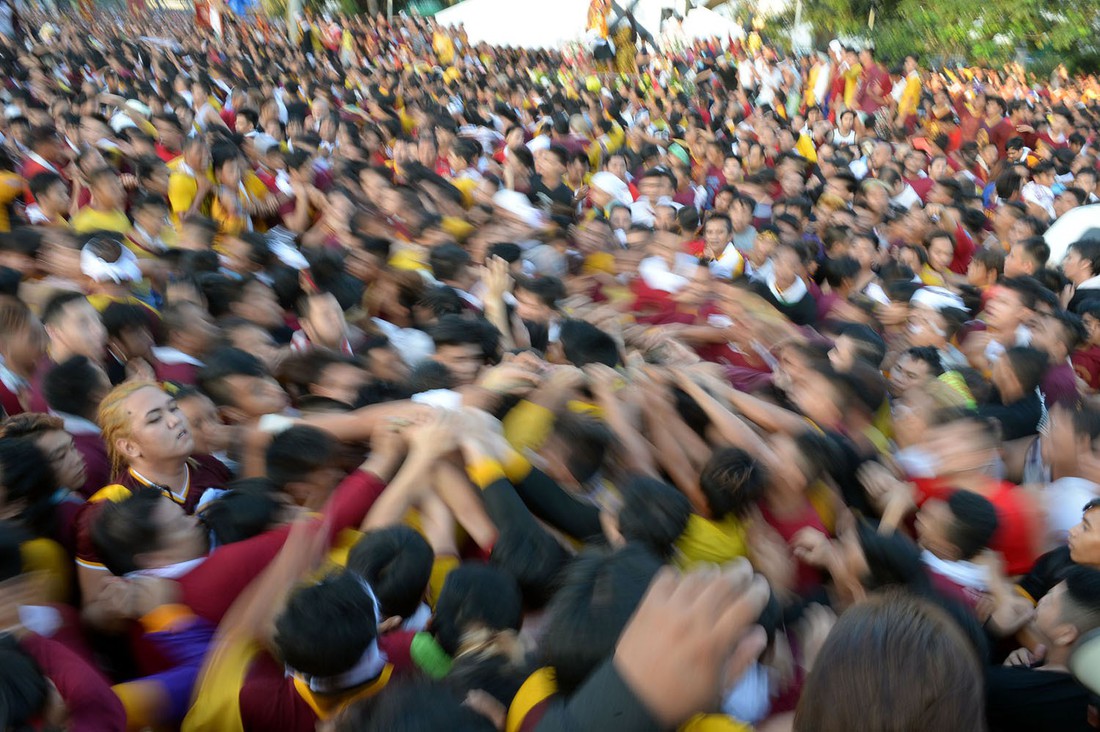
{"left": 898, "top": 73, "right": 922, "bottom": 120}
{"left": 168, "top": 170, "right": 210, "bottom": 227}
{"left": 70, "top": 207, "right": 132, "bottom": 235}
{"left": 675, "top": 513, "right": 748, "bottom": 568}
{"left": 0, "top": 171, "right": 23, "bottom": 232}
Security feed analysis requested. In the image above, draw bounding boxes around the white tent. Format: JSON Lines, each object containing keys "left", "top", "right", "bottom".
{"left": 434, "top": 0, "right": 674, "bottom": 50}
{"left": 680, "top": 6, "right": 740, "bottom": 42}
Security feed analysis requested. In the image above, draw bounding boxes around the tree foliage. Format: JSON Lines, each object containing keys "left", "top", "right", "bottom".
{"left": 793, "top": 0, "right": 1100, "bottom": 72}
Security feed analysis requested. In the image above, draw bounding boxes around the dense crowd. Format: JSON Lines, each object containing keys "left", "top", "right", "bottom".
{"left": 0, "top": 3, "right": 1098, "bottom": 731}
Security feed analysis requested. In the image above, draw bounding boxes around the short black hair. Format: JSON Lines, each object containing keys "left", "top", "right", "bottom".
{"left": 699, "top": 447, "right": 768, "bottom": 521}
{"left": 429, "top": 314, "right": 482, "bottom": 350}
{"left": 945, "top": 490, "right": 999, "bottom": 560}
{"left": 91, "top": 487, "right": 170, "bottom": 576}
{"left": 43, "top": 355, "right": 102, "bottom": 419}
{"left": 198, "top": 483, "right": 282, "bottom": 546}
{"left": 559, "top": 319, "right": 619, "bottom": 368}
{"left": 274, "top": 571, "right": 379, "bottom": 679}
{"left": 0, "top": 438, "right": 57, "bottom": 535}
{"left": 539, "top": 545, "right": 661, "bottom": 695}
{"left": 41, "top": 290, "right": 88, "bottom": 327}
{"left": 101, "top": 301, "right": 151, "bottom": 340}
{"left": 432, "top": 564, "right": 523, "bottom": 657}
{"left": 836, "top": 323, "right": 887, "bottom": 368}
{"left": 617, "top": 476, "right": 691, "bottom": 560}
{"left": 429, "top": 242, "right": 471, "bottom": 283}
{"left": 197, "top": 347, "right": 270, "bottom": 407}
{"left": 347, "top": 526, "right": 434, "bottom": 620}
{"left": 901, "top": 346, "right": 945, "bottom": 376}
{"left": 1003, "top": 345, "right": 1049, "bottom": 393}
{"left": 264, "top": 425, "right": 335, "bottom": 491}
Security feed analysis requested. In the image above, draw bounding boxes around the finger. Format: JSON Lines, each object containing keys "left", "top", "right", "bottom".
{"left": 720, "top": 624, "right": 768, "bottom": 694}
{"left": 690, "top": 559, "right": 754, "bottom": 617}
{"left": 713, "top": 575, "right": 771, "bottom": 647}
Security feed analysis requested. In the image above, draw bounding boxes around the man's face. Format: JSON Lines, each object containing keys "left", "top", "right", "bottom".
{"left": 303, "top": 294, "right": 347, "bottom": 349}
{"left": 704, "top": 219, "right": 731, "bottom": 251}
{"left": 515, "top": 288, "right": 553, "bottom": 324}
{"left": 224, "top": 373, "right": 291, "bottom": 420}
{"left": 915, "top": 498, "right": 954, "bottom": 557}
{"left": 49, "top": 300, "right": 107, "bottom": 360}
{"left": 890, "top": 353, "right": 933, "bottom": 397}
{"left": 434, "top": 343, "right": 483, "bottom": 386}
{"left": 986, "top": 287, "right": 1026, "bottom": 332}
{"left": 315, "top": 363, "right": 368, "bottom": 406}
{"left": 1055, "top": 192, "right": 1079, "bottom": 218}
{"left": 1003, "top": 244, "right": 1033, "bottom": 278}
{"left": 1069, "top": 508, "right": 1100, "bottom": 565}
{"left": 654, "top": 205, "right": 677, "bottom": 232}
{"left": 37, "top": 429, "right": 86, "bottom": 491}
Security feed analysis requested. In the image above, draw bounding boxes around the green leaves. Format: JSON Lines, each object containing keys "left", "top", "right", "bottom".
{"left": 794, "top": 0, "right": 1099, "bottom": 71}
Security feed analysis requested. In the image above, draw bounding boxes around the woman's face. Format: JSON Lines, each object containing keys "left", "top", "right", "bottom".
{"left": 928, "top": 237, "right": 954, "bottom": 273}
{"left": 118, "top": 387, "right": 194, "bottom": 464}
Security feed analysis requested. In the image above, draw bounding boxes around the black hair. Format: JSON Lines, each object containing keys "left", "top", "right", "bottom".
{"left": 539, "top": 545, "right": 662, "bottom": 695}
{"left": 432, "top": 564, "right": 523, "bottom": 657}
{"left": 91, "top": 487, "right": 172, "bottom": 576}
{"left": 43, "top": 355, "right": 102, "bottom": 420}
{"left": 429, "top": 242, "right": 472, "bottom": 283}
{"left": 1003, "top": 345, "right": 1049, "bottom": 393}
{"left": 429, "top": 314, "right": 482, "bottom": 349}
{"left": 347, "top": 526, "right": 434, "bottom": 620}
{"left": 0, "top": 438, "right": 57, "bottom": 536}
{"left": 0, "top": 636, "right": 48, "bottom": 730}
{"left": 274, "top": 571, "right": 380, "bottom": 679}
{"left": 101, "top": 301, "right": 151, "bottom": 340}
{"left": 551, "top": 411, "right": 612, "bottom": 484}
{"left": 901, "top": 346, "right": 945, "bottom": 376}
{"left": 1016, "top": 236, "right": 1051, "bottom": 270}
{"left": 407, "top": 360, "right": 456, "bottom": 393}
{"left": 559, "top": 319, "right": 619, "bottom": 368}
{"left": 617, "top": 476, "right": 691, "bottom": 560}
{"left": 197, "top": 347, "right": 270, "bottom": 407}
{"left": 199, "top": 483, "right": 283, "bottom": 546}
{"left": 943, "top": 490, "right": 999, "bottom": 561}
{"left": 836, "top": 323, "right": 887, "bottom": 368}
{"left": 41, "top": 290, "right": 88, "bottom": 327}
{"left": 1069, "top": 237, "right": 1100, "bottom": 278}
{"left": 515, "top": 276, "right": 565, "bottom": 310}
{"left": 264, "top": 425, "right": 335, "bottom": 491}
{"left": 699, "top": 447, "right": 768, "bottom": 521}
{"left": 27, "top": 171, "right": 64, "bottom": 201}
{"left": 336, "top": 679, "right": 495, "bottom": 732}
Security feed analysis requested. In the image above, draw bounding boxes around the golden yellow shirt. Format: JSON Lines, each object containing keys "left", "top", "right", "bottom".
{"left": 0, "top": 172, "right": 24, "bottom": 232}
{"left": 70, "top": 207, "right": 132, "bottom": 235}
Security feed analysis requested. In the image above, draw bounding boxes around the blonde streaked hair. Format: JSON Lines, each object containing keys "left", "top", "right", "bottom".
{"left": 97, "top": 380, "right": 165, "bottom": 475}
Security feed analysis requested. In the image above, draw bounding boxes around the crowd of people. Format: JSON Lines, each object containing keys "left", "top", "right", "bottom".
{"left": 0, "top": 3, "right": 1098, "bottom": 731}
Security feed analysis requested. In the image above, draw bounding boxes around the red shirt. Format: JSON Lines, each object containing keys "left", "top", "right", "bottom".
{"left": 912, "top": 477, "right": 1041, "bottom": 575}
{"left": 950, "top": 223, "right": 976, "bottom": 275}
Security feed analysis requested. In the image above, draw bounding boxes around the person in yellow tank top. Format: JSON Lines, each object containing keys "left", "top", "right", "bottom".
{"left": 70, "top": 168, "right": 131, "bottom": 235}
{"left": 168, "top": 136, "right": 214, "bottom": 229}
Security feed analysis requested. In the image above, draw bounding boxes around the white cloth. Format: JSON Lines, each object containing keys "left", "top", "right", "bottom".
{"left": 711, "top": 243, "right": 746, "bottom": 280}
{"left": 151, "top": 346, "right": 204, "bottom": 368}
{"left": 80, "top": 242, "right": 142, "bottom": 284}
{"left": 1044, "top": 478, "right": 1099, "bottom": 545}
{"left": 921, "top": 550, "right": 990, "bottom": 592}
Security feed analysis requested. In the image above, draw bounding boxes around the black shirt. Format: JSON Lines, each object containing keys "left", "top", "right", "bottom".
{"left": 986, "top": 665, "right": 1093, "bottom": 732}
{"left": 750, "top": 280, "right": 818, "bottom": 327}
{"left": 1017, "top": 546, "right": 1077, "bottom": 603}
